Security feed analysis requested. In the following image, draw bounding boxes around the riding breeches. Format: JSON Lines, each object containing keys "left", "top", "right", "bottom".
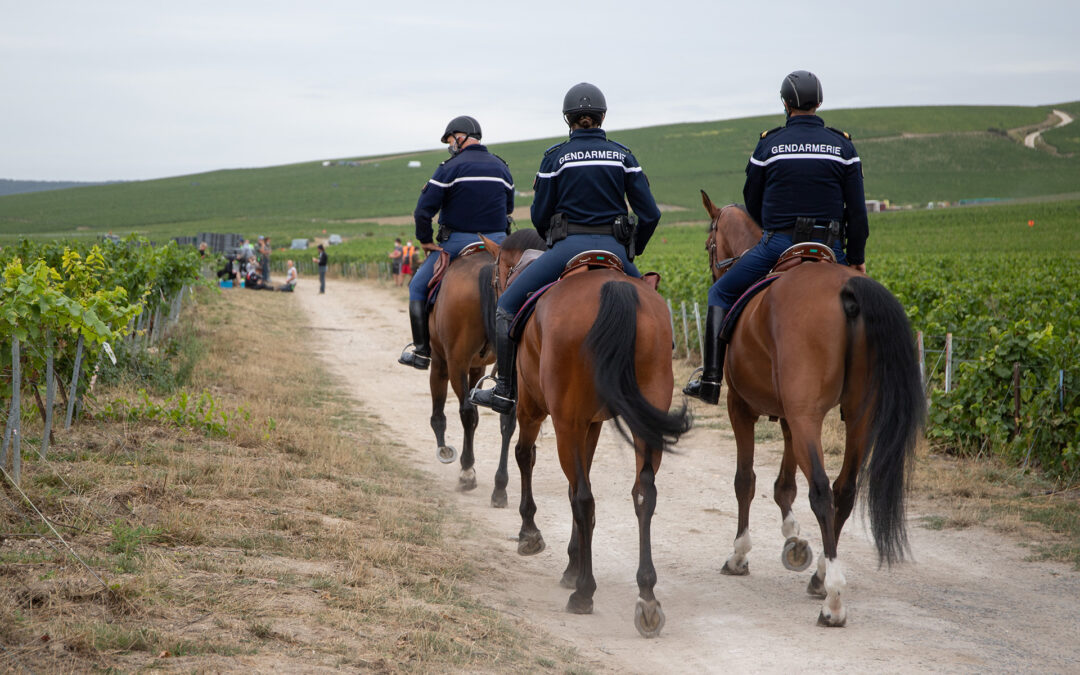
{"left": 496, "top": 233, "right": 640, "bottom": 317}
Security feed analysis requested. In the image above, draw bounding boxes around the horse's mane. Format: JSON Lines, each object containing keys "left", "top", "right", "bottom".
{"left": 502, "top": 228, "right": 545, "bottom": 252}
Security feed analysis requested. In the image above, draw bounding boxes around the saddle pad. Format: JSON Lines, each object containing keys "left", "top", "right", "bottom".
{"left": 720, "top": 274, "right": 780, "bottom": 343}
{"left": 508, "top": 281, "right": 559, "bottom": 341}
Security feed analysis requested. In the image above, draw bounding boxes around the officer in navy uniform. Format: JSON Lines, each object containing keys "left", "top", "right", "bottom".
{"left": 684, "top": 70, "right": 869, "bottom": 404}
{"left": 470, "top": 82, "right": 662, "bottom": 413}
{"left": 398, "top": 115, "right": 515, "bottom": 369}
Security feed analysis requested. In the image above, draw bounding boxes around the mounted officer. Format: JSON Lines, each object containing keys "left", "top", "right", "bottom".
{"left": 684, "top": 70, "right": 869, "bottom": 404}
{"left": 398, "top": 115, "right": 515, "bottom": 369}
{"left": 470, "top": 82, "right": 662, "bottom": 413}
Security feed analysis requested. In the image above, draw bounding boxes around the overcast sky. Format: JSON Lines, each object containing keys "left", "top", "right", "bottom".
{"left": 3, "top": 0, "right": 1078, "bottom": 182}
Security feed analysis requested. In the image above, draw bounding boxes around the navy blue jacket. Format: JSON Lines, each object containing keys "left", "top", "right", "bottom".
{"left": 414, "top": 144, "right": 514, "bottom": 244}
{"left": 743, "top": 114, "right": 868, "bottom": 265}
{"left": 531, "top": 128, "right": 661, "bottom": 256}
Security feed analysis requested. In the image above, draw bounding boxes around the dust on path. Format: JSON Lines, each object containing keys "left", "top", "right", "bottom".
{"left": 295, "top": 278, "right": 1080, "bottom": 674}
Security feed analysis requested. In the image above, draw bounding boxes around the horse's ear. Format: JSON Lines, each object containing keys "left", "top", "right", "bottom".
{"left": 700, "top": 189, "right": 722, "bottom": 221}
{"left": 478, "top": 234, "right": 501, "bottom": 259}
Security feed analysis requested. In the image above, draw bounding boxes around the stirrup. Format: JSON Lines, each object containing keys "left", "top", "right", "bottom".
{"left": 397, "top": 343, "right": 430, "bottom": 370}
{"left": 469, "top": 374, "right": 514, "bottom": 413}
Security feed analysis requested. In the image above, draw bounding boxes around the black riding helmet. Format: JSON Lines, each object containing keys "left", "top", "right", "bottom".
{"left": 562, "top": 82, "right": 607, "bottom": 124}
{"left": 441, "top": 115, "right": 482, "bottom": 143}
{"left": 780, "top": 70, "right": 823, "bottom": 111}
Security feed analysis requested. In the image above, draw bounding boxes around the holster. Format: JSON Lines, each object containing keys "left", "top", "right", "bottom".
{"left": 546, "top": 213, "right": 568, "bottom": 248}
{"left": 792, "top": 217, "right": 844, "bottom": 249}
{"left": 614, "top": 214, "right": 638, "bottom": 260}
{"left": 436, "top": 226, "right": 451, "bottom": 244}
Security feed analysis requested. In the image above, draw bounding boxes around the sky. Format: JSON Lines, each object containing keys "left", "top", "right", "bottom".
{"left": 3, "top": 0, "right": 1079, "bottom": 182}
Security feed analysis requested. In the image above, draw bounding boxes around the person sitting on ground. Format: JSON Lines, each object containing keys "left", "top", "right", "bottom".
{"left": 245, "top": 266, "right": 271, "bottom": 290}
{"left": 278, "top": 259, "right": 298, "bottom": 292}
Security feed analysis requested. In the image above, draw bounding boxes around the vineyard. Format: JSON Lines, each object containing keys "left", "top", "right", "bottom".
{"left": 1, "top": 237, "right": 203, "bottom": 483}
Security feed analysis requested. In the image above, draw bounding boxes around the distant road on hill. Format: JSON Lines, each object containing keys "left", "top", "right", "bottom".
{"left": 1024, "top": 109, "right": 1074, "bottom": 149}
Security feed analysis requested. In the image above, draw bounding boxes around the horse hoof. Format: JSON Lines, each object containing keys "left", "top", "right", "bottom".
{"left": 453, "top": 468, "right": 475, "bottom": 490}
{"left": 781, "top": 537, "right": 813, "bottom": 572}
{"left": 490, "top": 489, "right": 508, "bottom": 509}
{"left": 721, "top": 559, "right": 749, "bottom": 576}
{"left": 566, "top": 592, "right": 593, "bottom": 615}
{"left": 518, "top": 532, "right": 545, "bottom": 556}
{"left": 817, "top": 609, "right": 847, "bottom": 628}
{"left": 806, "top": 573, "right": 827, "bottom": 599}
{"left": 436, "top": 445, "right": 457, "bottom": 464}
{"left": 634, "top": 598, "right": 666, "bottom": 639}
{"left": 559, "top": 570, "right": 576, "bottom": 589}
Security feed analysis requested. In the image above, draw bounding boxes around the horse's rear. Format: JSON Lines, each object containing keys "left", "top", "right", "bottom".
{"left": 723, "top": 260, "right": 924, "bottom": 627}
{"left": 513, "top": 270, "right": 690, "bottom": 638}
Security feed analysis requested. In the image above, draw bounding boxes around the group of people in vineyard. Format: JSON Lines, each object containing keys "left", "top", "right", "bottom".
{"left": 215, "top": 236, "right": 298, "bottom": 292}
{"left": 396, "top": 72, "right": 869, "bottom": 414}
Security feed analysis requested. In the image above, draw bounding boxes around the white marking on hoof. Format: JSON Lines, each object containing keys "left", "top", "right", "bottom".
{"left": 781, "top": 513, "right": 800, "bottom": 539}
{"left": 819, "top": 558, "right": 847, "bottom": 627}
{"left": 460, "top": 467, "right": 476, "bottom": 483}
{"left": 723, "top": 532, "right": 752, "bottom": 573}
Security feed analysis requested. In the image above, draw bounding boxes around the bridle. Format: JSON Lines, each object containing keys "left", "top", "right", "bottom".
{"left": 708, "top": 204, "right": 751, "bottom": 280}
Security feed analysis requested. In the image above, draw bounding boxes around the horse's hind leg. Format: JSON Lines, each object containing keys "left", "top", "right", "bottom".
{"left": 451, "top": 364, "right": 480, "bottom": 492}
{"left": 560, "top": 422, "right": 602, "bottom": 589}
{"left": 514, "top": 400, "right": 545, "bottom": 556}
{"left": 632, "top": 438, "right": 666, "bottom": 638}
{"left": 557, "top": 419, "right": 597, "bottom": 615}
{"left": 776, "top": 420, "right": 813, "bottom": 572}
{"left": 722, "top": 393, "right": 757, "bottom": 576}
{"left": 808, "top": 409, "right": 869, "bottom": 599}
{"left": 429, "top": 357, "right": 451, "bottom": 462}
{"left": 788, "top": 415, "right": 846, "bottom": 627}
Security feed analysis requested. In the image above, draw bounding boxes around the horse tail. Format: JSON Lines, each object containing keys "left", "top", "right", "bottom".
{"left": 842, "top": 275, "right": 926, "bottom": 566}
{"left": 478, "top": 264, "right": 497, "bottom": 348}
{"left": 586, "top": 281, "right": 692, "bottom": 452}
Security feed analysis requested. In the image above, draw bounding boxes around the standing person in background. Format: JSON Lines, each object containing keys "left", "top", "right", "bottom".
{"left": 401, "top": 240, "right": 416, "bottom": 279}
{"left": 397, "top": 115, "right": 515, "bottom": 370}
{"left": 240, "top": 238, "right": 255, "bottom": 262}
{"left": 313, "top": 244, "right": 328, "bottom": 294}
{"left": 389, "top": 237, "right": 404, "bottom": 286}
{"left": 259, "top": 236, "right": 272, "bottom": 282}
{"left": 684, "top": 70, "right": 868, "bottom": 405}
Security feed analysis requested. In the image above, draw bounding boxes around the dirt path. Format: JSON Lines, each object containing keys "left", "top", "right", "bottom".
{"left": 295, "top": 278, "right": 1080, "bottom": 673}
{"left": 1025, "top": 109, "right": 1075, "bottom": 149}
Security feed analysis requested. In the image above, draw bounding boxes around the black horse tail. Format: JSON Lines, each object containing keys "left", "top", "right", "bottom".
{"left": 478, "top": 264, "right": 498, "bottom": 348}
{"left": 585, "top": 281, "right": 692, "bottom": 452}
{"left": 842, "top": 275, "right": 926, "bottom": 567}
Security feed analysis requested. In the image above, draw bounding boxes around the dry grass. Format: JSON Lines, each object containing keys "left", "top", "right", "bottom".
{"left": 0, "top": 287, "right": 578, "bottom": 672}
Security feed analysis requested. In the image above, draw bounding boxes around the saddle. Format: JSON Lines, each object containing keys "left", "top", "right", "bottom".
{"left": 720, "top": 243, "right": 836, "bottom": 342}
{"left": 426, "top": 241, "right": 490, "bottom": 305}
{"left": 509, "top": 250, "right": 661, "bottom": 341}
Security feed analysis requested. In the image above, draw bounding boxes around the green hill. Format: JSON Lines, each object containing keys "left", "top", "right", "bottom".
{"left": 1, "top": 103, "right": 1078, "bottom": 242}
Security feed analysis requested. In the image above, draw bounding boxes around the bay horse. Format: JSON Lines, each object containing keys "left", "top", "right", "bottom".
{"left": 700, "top": 190, "right": 925, "bottom": 627}
{"left": 427, "top": 229, "right": 545, "bottom": 506}
{"left": 512, "top": 264, "right": 692, "bottom": 638}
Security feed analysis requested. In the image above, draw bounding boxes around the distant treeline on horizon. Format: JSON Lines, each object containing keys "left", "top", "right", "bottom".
{"left": 0, "top": 178, "right": 118, "bottom": 197}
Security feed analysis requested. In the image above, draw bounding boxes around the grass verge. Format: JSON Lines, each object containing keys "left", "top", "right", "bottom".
{"left": 0, "top": 285, "right": 578, "bottom": 672}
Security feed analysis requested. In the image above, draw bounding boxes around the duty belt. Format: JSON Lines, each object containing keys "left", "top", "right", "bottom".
{"left": 769, "top": 217, "right": 843, "bottom": 247}
{"left": 566, "top": 223, "right": 616, "bottom": 236}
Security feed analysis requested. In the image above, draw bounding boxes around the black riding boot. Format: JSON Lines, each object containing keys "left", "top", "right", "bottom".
{"left": 469, "top": 309, "right": 516, "bottom": 414}
{"left": 398, "top": 300, "right": 431, "bottom": 370}
{"left": 683, "top": 306, "right": 726, "bottom": 405}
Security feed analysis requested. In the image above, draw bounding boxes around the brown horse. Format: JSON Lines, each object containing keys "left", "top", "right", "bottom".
{"left": 512, "top": 266, "right": 692, "bottom": 638}
{"left": 701, "top": 190, "right": 925, "bottom": 627}
{"left": 427, "top": 229, "right": 545, "bottom": 506}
